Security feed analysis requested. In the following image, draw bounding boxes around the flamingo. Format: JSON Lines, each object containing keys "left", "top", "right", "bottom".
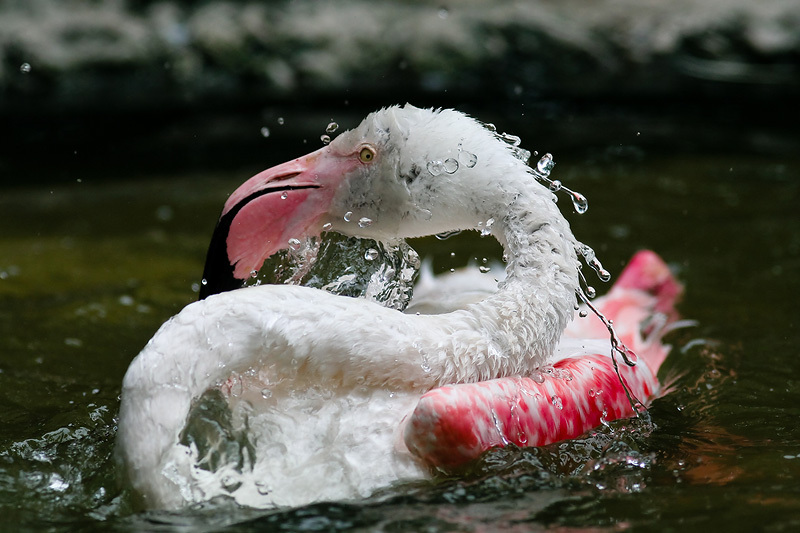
{"left": 116, "top": 104, "right": 682, "bottom": 509}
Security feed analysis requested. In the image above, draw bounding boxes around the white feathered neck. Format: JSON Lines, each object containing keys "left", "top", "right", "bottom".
{"left": 117, "top": 104, "right": 581, "bottom": 508}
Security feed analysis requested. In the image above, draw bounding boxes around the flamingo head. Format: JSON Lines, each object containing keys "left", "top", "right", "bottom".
{"left": 199, "top": 104, "right": 531, "bottom": 299}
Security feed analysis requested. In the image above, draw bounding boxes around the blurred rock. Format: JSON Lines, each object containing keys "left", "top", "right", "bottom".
{"left": 1, "top": 0, "right": 797, "bottom": 179}
{"left": 2, "top": 0, "right": 798, "bottom": 112}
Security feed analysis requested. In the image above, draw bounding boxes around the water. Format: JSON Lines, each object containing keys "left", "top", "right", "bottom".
{"left": 251, "top": 233, "right": 420, "bottom": 311}
{"left": 1, "top": 122, "right": 799, "bottom": 531}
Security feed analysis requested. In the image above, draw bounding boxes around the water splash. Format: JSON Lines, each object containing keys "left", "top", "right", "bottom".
{"left": 572, "top": 236, "right": 646, "bottom": 420}
{"left": 530, "top": 153, "right": 589, "bottom": 214}
{"left": 577, "top": 243, "right": 612, "bottom": 282}
{"left": 536, "top": 152, "right": 555, "bottom": 175}
{"left": 496, "top": 131, "right": 531, "bottom": 163}
{"left": 180, "top": 389, "right": 255, "bottom": 477}
{"left": 575, "top": 287, "right": 638, "bottom": 366}
{"left": 248, "top": 233, "right": 420, "bottom": 311}
{"left": 435, "top": 229, "right": 462, "bottom": 240}
{"left": 478, "top": 218, "right": 495, "bottom": 237}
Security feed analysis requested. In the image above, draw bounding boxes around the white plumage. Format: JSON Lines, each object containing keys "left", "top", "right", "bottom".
{"left": 117, "top": 104, "right": 598, "bottom": 509}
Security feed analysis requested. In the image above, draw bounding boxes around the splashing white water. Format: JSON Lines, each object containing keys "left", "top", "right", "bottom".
{"left": 245, "top": 232, "right": 420, "bottom": 311}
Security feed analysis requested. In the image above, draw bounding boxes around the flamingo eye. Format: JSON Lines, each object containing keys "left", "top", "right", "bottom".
{"left": 359, "top": 146, "right": 376, "bottom": 163}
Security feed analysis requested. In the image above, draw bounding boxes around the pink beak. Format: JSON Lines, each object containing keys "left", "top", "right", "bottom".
{"left": 199, "top": 146, "right": 359, "bottom": 299}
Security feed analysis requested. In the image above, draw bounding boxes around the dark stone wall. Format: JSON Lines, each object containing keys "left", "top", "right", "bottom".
{"left": 2, "top": 0, "right": 797, "bottom": 180}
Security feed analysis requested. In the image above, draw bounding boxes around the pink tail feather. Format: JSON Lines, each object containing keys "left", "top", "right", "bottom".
{"left": 404, "top": 251, "right": 682, "bottom": 469}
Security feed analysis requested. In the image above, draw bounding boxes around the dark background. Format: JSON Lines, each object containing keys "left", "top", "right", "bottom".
{"left": 3, "top": 0, "right": 798, "bottom": 184}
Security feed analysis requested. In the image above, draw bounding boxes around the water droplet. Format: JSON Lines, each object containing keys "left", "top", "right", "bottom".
{"left": 588, "top": 388, "right": 596, "bottom": 397}
{"left": 287, "top": 238, "right": 301, "bottom": 250}
{"left": 438, "top": 7, "right": 449, "bottom": 19}
{"left": 479, "top": 265, "right": 491, "bottom": 273}
{"left": 343, "top": 211, "right": 353, "bottom": 222}
{"left": 326, "top": 121, "right": 339, "bottom": 134}
{"left": 427, "top": 160, "right": 444, "bottom": 176}
{"left": 579, "top": 245, "right": 611, "bottom": 282}
{"left": 479, "top": 218, "right": 495, "bottom": 237}
{"left": 443, "top": 158, "right": 459, "bottom": 174}
{"left": 459, "top": 150, "right": 478, "bottom": 168}
{"left": 250, "top": 270, "right": 258, "bottom": 278}
{"left": 579, "top": 309, "right": 588, "bottom": 318}
{"left": 260, "top": 126, "right": 270, "bottom": 138}
{"left": 549, "top": 179, "right": 562, "bottom": 192}
{"left": 322, "top": 222, "right": 333, "bottom": 231}
{"left": 570, "top": 191, "right": 588, "bottom": 214}
{"left": 280, "top": 191, "right": 289, "bottom": 200}
{"left": 201, "top": 278, "right": 208, "bottom": 286}
{"left": 364, "top": 248, "right": 379, "bottom": 261}
{"left": 586, "top": 286, "right": 596, "bottom": 298}
{"left": 20, "top": 62, "right": 31, "bottom": 74}
{"left": 320, "top": 134, "right": 331, "bottom": 144}
{"left": 358, "top": 217, "right": 372, "bottom": 228}
{"left": 619, "top": 346, "right": 638, "bottom": 365}
{"left": 485, "top": 123, "right": 497, "bottom": 132}
{"left": 261, "top": 388, "right": 272, "bottom": 399}
{"left": 419, "top": 208, "right": 433, "bottom": 220}
{"left": 550, "top": 395, "right": 563, "bottom": 410}
{"left": 277, "top": 117, "right": 285, "bottom": 125}
{"left": 536, "top": 153, "right": 555, "bottom": 176}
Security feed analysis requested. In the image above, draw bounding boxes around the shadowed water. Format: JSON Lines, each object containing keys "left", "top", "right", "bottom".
{"left": 1, "top": 120, "right": 799, "bottom": 531}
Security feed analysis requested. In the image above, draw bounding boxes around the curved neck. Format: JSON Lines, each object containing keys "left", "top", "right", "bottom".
{"left": 450, "top": 178, "right": 580, "bottom": 377}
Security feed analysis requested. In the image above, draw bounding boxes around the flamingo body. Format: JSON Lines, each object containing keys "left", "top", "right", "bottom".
{"left": 116, "top": 105, "right": 683, "bottom": 510}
